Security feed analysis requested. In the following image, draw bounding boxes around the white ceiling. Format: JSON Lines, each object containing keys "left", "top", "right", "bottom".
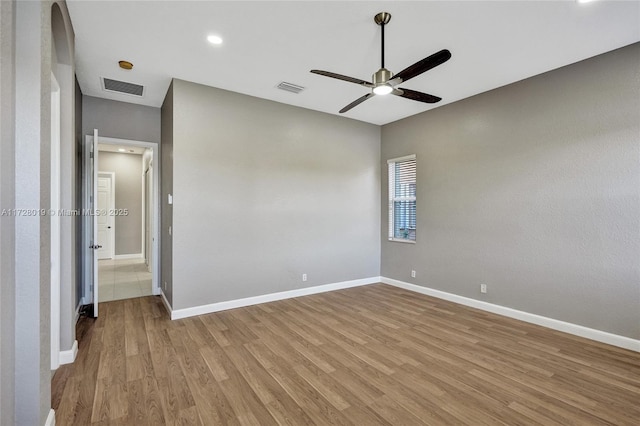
{"left": 67, "top": 1, "right": 640, "bottom": 126}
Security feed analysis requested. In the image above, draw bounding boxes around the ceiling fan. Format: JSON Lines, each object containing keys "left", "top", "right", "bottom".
{"left": 311, "top": 12, "right": 451, "bottom": 114}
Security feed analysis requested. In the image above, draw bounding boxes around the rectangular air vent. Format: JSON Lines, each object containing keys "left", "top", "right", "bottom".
{"left": 276, "top": 81, "right": 305, "bottom": 94}
{"left": 102, "top": 77, "right": 144, "bottom": 97}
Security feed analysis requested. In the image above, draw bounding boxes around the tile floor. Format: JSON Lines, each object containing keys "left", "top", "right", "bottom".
{"left": 98, "top": 258, "right": 153, "bottom": 302}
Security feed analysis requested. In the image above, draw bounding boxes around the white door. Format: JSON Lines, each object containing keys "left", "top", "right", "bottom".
{"left": 84, "top": 129, "right": 100, "bottom": 317}
{"left": 97, "top": 173, "right": 114, "bottom": 259}
{"left": 145, "top": 161, "right": 153, "bottom": 272}
{"left": 92, "top": 130, "right": 99, "bottom": 317}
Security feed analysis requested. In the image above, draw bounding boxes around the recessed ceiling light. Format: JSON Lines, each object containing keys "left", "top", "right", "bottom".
{"left": 207, "top": 34, "right": 223, "bottom": 45}
{"left": 577, "top": 0, "right": 598, "bottom": 3}
{"left": 118, "top": 148, "right": 126, "bottom": 152}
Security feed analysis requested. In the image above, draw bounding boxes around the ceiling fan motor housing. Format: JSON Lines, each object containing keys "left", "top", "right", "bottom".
{"left": 373, "top": 68, "right": 393, "bottom": 86}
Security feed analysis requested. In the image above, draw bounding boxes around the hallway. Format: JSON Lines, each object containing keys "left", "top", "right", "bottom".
{"left": 98, "top": 258, "right": 153, "bottom": 302}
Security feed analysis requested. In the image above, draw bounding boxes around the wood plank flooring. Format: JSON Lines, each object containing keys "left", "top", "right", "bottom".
{"left": 52, "top": 284, "right": 640, "bottom": 425}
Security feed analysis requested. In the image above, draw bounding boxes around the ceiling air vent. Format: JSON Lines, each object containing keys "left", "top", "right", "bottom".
{"left": 102, "top": 77, "right": 144, "bottom": 97}
{"left": 276, "top": 81, "right": 305, "bottom": 94}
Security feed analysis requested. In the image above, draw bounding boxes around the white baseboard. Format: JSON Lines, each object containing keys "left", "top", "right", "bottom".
{"left": 381, "top": 277, "right": 640, "bottom": 352}
{"left": 170, "top": 277, "right": 380, "bottom": 320}
{"left": 114, "top": 253, "right": 143, "bottom": 260}
{"left": 59, "top": 340, "right": 78, "bottom": 365}
{"left": 45, "top": 408, "right": 55, "bottom": 426}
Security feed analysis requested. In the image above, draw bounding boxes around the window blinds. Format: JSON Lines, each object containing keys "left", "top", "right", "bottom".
{"left": 388, "top": 155, "right": 416, "bottom": 241}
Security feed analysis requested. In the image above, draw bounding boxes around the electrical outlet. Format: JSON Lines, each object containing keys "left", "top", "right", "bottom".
{"left": 411, "top": 270, "right": 416, "bottom": 278}
{"left": 480, "top": 284, "right": 487, "bottom": 294}
{"left": 302, "top": 273, "right": 307, "bottom": 282}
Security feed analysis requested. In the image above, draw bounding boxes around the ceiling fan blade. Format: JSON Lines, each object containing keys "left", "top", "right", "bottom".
{"left": 394, "top": 49, "right": 451, "bottom": 83}
{"left": 311, "top": 70, "right": 371, "bottom": 87}
{"left": 394, "top": 88, "right": 441, "bottom": 104}
{"left": 339, "top": 93, "right": 374, "bottom": 113}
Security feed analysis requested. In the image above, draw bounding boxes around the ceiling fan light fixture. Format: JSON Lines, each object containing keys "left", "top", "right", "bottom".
{"left": 310, "top": 12, "right": 451, "bottom": 113}
{"left": 207, "top": 34, "right": 223, "bottom": 45}
{"left": 373, "top": 84, "right": 393, "bottom": 95}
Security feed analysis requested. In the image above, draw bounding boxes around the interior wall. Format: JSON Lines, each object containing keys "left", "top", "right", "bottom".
{"left": 7, "top": 0, "right": 75, "bottom": 423}
{"left": 381, "top": 43, "right": 640, "bottom": 340}
{"left": 0, "top": 1, "right": 16, "bottom": 423}
{"left": 15, "top": 1, "right": 53, "bottom": 423}
{"left": 169, "top": 79, "right": 381, "bottom": 310}
{"left": 74, "top": 77, "right": 83, "bottom": 308}
{"left": 82, "top": 95, "right": 160, "bottom": 143}
{"left": 51, "top": 0, "right": 76, "bottom": 357}
{"left": 98, "top": 151, "right": 143, "bottom": 256}
{"left": 160, "top": 81, "right": 173, "bottom": 305}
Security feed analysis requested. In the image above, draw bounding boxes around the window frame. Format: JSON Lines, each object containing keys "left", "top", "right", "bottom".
{"left": 387, "top": 154, "right": 417, "bottom": 244}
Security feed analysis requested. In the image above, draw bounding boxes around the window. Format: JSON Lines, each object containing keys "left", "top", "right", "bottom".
{"left": 388, "top": 155, "right": 416, "bottom": 242}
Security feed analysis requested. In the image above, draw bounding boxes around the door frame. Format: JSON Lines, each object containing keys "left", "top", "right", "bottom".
{"left": 97, "top": 171, "right": 115, "bottom": 260}
{"left": 82, "top": 136, "right": 161, "bottom": 305}
{"left": 143, "top": 153, "right": 153, "bottom": 272}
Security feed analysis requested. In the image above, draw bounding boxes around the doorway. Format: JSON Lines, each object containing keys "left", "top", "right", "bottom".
{"left": 83, "top": 134, "right": 160, "bottom": 313}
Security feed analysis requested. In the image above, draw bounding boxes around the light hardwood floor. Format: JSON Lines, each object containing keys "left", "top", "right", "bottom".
{"left": 52, "top": 284, "right": 640, "bottom": 425}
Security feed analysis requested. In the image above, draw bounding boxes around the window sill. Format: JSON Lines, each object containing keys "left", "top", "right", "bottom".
{"left": 388, "top": 238, "right": 416, "bottom": 244}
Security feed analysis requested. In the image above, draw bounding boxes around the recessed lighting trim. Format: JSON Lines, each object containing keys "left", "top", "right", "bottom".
{"left": 118, "top": 148, "right": 126, "bottom": 152}
{"left": 118, "top": 60, "right": 133, "bottom": 70}
{"left": 207, "top": 34, "right": 223, "bottom": 45}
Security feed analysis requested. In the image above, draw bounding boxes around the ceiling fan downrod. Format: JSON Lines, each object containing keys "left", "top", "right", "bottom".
{"left": 373, "top": 12, "right": 393, "bottom": 91}
{"left": 374, "top": 12, "right": 391, "bottom": 69}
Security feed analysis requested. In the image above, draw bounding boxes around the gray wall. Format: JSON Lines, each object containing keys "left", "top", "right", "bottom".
{"left": 161, "top": 81, "right": 174, "bottom": 304}
{"left": 82, "top": 95, "right": 160, "bottom": 143}
{"left": 14, "top": 1, "right": 52, "bottom": 420}
{"left": 52, "top": 0, "right": 77, "bottom": 356}
{"left": 169, "top": 79, "right": 381, "bottom": 310}
{"left": 98, "top": 152, "right": 143, "bottom": 256}
{"left": 75, "top": 77, "right": 83, "bottom": 308}
{"left": 1, "top": 1, "right": 75, "bottom": 423}
{"left": 381, "top": 43, "right": 640, "bottom": 340}
{"left": 0, "top": 0, "right": 16, "bottom": 423}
